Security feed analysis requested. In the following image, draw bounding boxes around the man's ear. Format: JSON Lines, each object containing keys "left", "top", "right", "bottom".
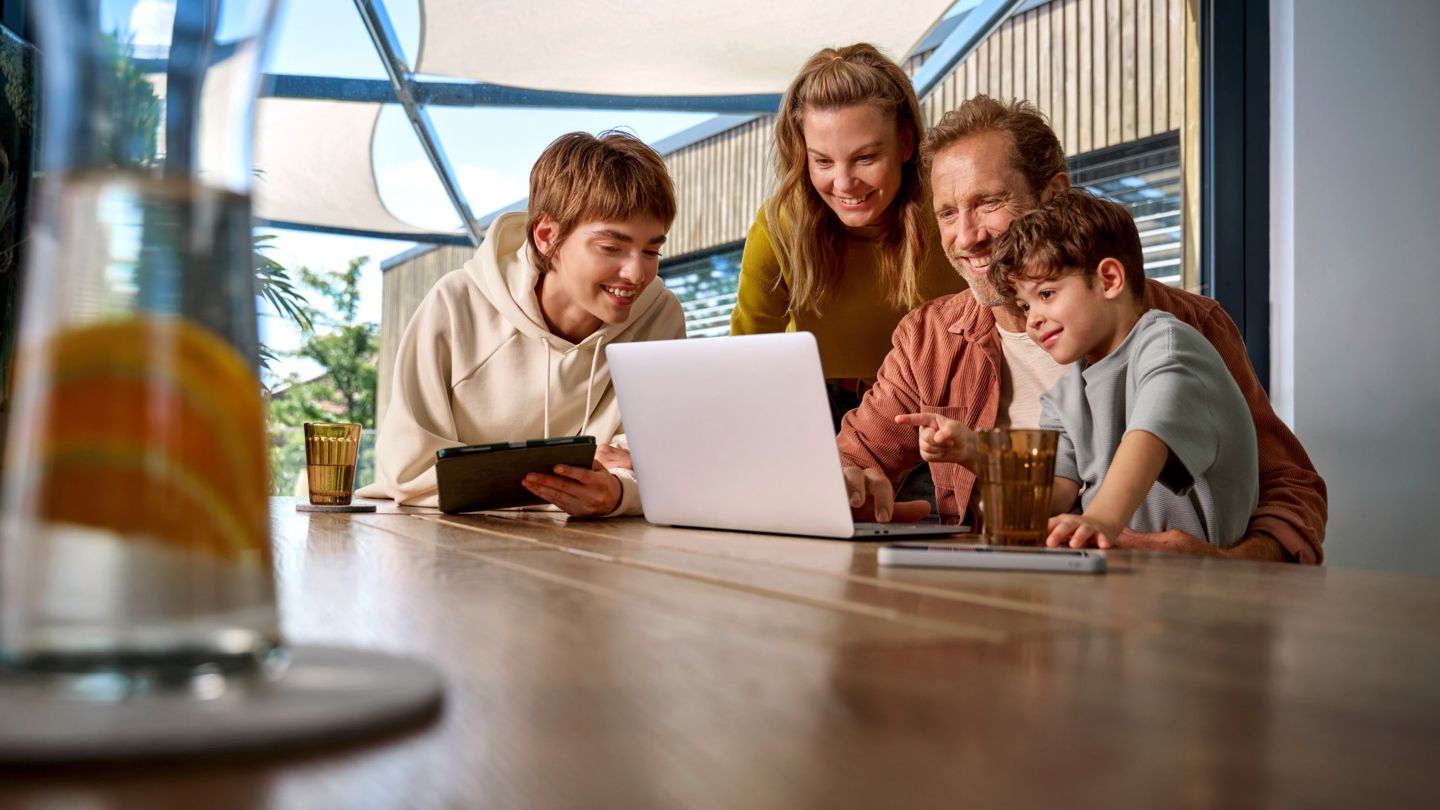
{"left": 1096, "top": 257, "right": 1128, "bottom": 300}
{"left": 1039, "top": 172, "right": 1071, "bottom": 203}
{"left": 532, "top": 213, "right": 560, "bottom": 257}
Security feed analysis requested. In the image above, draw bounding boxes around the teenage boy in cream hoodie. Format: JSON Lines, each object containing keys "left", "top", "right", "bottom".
{"left": 357, "top": 132, "right": 686, "bottom": 515}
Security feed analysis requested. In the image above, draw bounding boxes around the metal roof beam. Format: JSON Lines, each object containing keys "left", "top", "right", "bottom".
{"left": 262, "top": 73, "right": 782, "bottom": 114}
{"left": 911, "top": 0, "right": 1026, "bottom": 100}
{"left": 352, "top": 0, "right": 483, "bottom": 246}
{"left": 256, "top": 219, "right": 470, "bottom": 245}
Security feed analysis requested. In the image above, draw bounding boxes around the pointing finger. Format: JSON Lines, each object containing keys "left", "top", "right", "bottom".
{"left": 894, "top": 413, "right": 940, "bottom": 429}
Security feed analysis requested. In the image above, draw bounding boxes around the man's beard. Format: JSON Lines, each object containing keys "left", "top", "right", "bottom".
{"left": 967, "top": 276, "right": 1007, "bottom": 308}
{"left": 952, "top": 254, "right": 1007, "bottom": 308}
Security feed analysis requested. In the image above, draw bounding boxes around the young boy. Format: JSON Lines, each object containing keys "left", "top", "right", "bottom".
{"left": 357, "top": 131, "right": 686, "bottom": 515}
{"left": 899, "top": 189, "right": 1257, "bottom": 549}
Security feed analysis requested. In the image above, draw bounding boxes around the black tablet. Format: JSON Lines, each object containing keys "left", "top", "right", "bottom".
{"left": 434, "top": 436, "right": 597, "bottom": 513}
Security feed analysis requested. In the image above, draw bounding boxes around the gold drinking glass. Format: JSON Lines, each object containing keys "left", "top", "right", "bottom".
{"left": 304, "top": 423, "right": 362, "bottom": 506}
{"left": 975, "top": 429, "right": 1060, "bottom": 546}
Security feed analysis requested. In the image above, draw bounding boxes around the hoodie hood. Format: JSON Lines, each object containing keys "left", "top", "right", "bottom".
{"left": 464, "top": 211, "right": 671, "bottom": 350}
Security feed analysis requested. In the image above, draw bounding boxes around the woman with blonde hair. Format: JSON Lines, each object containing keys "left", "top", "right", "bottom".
{"left": 730, "top": 42, "right": 964, "bottom": 430}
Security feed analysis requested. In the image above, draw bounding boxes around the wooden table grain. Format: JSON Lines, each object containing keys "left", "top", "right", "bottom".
{"left": 4, "top": 497, "right": 1438, "bottom": 809}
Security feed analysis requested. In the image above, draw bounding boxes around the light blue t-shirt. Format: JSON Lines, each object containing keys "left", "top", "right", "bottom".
{"left": 1039, "top": 309, "right": 1258, "bottom": 547}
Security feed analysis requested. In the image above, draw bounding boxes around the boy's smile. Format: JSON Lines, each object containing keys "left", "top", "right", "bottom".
{"left": 1034, "top": 324, "right": 1064, "bottom": 350}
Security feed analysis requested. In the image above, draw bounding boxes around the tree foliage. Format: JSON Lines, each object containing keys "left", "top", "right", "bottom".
{"left": 266, "top": 256, "right": 379, "bottom": 495}
{"left": 99, "top": 32, "right": 160, "bottom": 167}
{"left": 267, "top": 255, "right": 377, "bottom": 427}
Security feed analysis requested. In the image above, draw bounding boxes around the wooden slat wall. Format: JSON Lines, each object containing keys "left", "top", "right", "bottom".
{"left": 919, "top": 0, "right": 1184, "bottom": 157}
{"left": 663, "top": 115, "right": 776, "bottom": 258}
{"left": 377, "top": 0, "right": 1190, "bottom": 424}
{"left": 664, "top": 0, "right": 1189, "bottom": 258}
{"left": 375, "top": 244, "right": 472, "bottom": 425}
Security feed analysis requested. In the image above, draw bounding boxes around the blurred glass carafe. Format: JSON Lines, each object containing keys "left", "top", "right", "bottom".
{"left": 0, "top": 0, "right": 281, "bottom": 693}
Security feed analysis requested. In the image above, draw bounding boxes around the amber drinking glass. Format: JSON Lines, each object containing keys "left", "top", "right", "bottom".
{"left": 975, "top": 429, "right": 1060, "bottom": 546}
{"left": 304, "top": 423, "right": 362, "bottom": 506}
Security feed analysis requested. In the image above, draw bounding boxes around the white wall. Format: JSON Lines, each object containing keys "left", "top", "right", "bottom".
{"left": 1271, "top": 0, "right": 1440, "bottom": 574}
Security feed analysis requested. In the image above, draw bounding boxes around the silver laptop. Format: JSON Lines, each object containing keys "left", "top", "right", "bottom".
{"left": 606, "top": 332, "right": 968, "bottom": 540}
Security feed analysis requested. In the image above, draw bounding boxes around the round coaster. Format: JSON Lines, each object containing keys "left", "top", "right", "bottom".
{"left": 296, "top": 502, "right": 377, "bottom": 512}
{"left": 0, "top": 645, "right": 443, "bottom": 762}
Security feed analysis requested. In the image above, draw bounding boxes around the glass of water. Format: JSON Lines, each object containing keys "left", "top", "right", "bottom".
{"left": 0, "top": 0, "right": 282, "bottom": 693}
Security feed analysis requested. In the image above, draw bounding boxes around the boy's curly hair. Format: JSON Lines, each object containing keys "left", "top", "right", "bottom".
{"left": 988, "top": 189, "right": 1146, "bottom": 301}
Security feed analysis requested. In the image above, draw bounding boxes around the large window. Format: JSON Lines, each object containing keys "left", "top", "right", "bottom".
{"left": 1071, "top": 132, "right": 1182, "bottom": 286}
{"left": 659, "top": 243, "right": 744, "bottom": 338}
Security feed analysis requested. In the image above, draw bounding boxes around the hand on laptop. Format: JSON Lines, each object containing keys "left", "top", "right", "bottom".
{"left": 894, "top": 412, "right": 977, "bottom": 468}
{"left": 523, "top": 462, "right": 622, "bottom": 517}
{"left": 842, "top": 465, "right": 931, "bottom": 523}
{"left": 595, "top": 443, "right": 633, "bottom": 470}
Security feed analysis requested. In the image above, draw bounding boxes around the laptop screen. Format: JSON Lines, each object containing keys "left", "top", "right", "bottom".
{"left": 607, "top": 333, "right": 858, "bottom": 538}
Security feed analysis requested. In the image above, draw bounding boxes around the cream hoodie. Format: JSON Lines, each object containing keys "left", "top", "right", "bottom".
{"left": 356, "top": 211, "right": 686, "bottom": 512}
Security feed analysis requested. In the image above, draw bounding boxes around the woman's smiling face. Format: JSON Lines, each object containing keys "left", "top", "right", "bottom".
{"left": 801, "top": 103, "right": 911, "bottom": 235}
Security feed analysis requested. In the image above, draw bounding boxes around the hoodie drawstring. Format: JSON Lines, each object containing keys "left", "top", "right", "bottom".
{"left": 542, "top": 342, "right": 552, "bottom": 439}
{"left": 579, "top": 335, "right": 602, "bottom": 437}
{"left": 543, "top": 335, "right": 601, "bottom": 440}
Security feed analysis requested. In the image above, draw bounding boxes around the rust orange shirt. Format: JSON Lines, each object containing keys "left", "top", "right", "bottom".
{"left": 837, "top": 281, "right": 1328, "bottom": 563}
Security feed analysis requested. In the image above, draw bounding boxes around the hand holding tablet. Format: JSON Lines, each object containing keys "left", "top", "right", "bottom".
{"left": 434, "top": 436, "right": 597, "bottom": 513}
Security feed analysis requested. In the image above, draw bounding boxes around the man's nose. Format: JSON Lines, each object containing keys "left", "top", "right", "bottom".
{"left": 956, "top": 209, "right": 986, "bottom": 251}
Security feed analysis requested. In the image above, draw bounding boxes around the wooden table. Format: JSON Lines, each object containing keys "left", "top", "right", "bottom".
{"left": 4, "top": 498, "right": 1439, "bottom": 809}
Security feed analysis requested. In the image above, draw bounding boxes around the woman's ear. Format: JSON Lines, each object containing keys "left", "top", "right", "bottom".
{"left": 1096, "top": 257, "right": 1128, "bottom": 300}
{"left": 532, "top": 213, "right": 560, "bottom": 258}
{"left": 899, "top": 122, "right": 917, "bottom": 164}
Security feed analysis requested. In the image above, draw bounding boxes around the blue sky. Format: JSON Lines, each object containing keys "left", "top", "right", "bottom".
{"left": 255, "top": 0, "right": 711, "bottom": 383}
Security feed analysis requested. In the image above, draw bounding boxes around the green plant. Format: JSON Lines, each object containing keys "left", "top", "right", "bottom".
{"left": 99, "top": 32, "right": 160, "bottom": 167}
{"left": 267, "top": 256, "right": 377, "bottom": 425}
{"left": 253, "top": 233, "right": 313, "bottom": 370}
{"left": 265, "top": 255, "right": 379, "bottom": 493}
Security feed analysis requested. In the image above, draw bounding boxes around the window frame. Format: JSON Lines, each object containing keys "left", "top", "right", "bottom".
{"left": 1201, "top": 0, "right": 1271, "bottom": 387}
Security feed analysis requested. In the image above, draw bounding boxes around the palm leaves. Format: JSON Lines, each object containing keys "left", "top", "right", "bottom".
{"left": 253, "top": 233, "right": 312, "bottom": 369}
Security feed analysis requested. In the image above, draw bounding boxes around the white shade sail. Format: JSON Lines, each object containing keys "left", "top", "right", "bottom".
{"left": 415, "top": 1, "right": 956, "bottom": 95}
{"left": 253, "top": 97, "right": 438, "bottom": 236}
{"left": 254, "top": 1, "right": 963, "bottom": 238}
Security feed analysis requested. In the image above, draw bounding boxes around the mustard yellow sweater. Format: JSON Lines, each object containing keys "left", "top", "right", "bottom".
{"left": 728, "top": 207, "right": 966, "bottom": 379}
